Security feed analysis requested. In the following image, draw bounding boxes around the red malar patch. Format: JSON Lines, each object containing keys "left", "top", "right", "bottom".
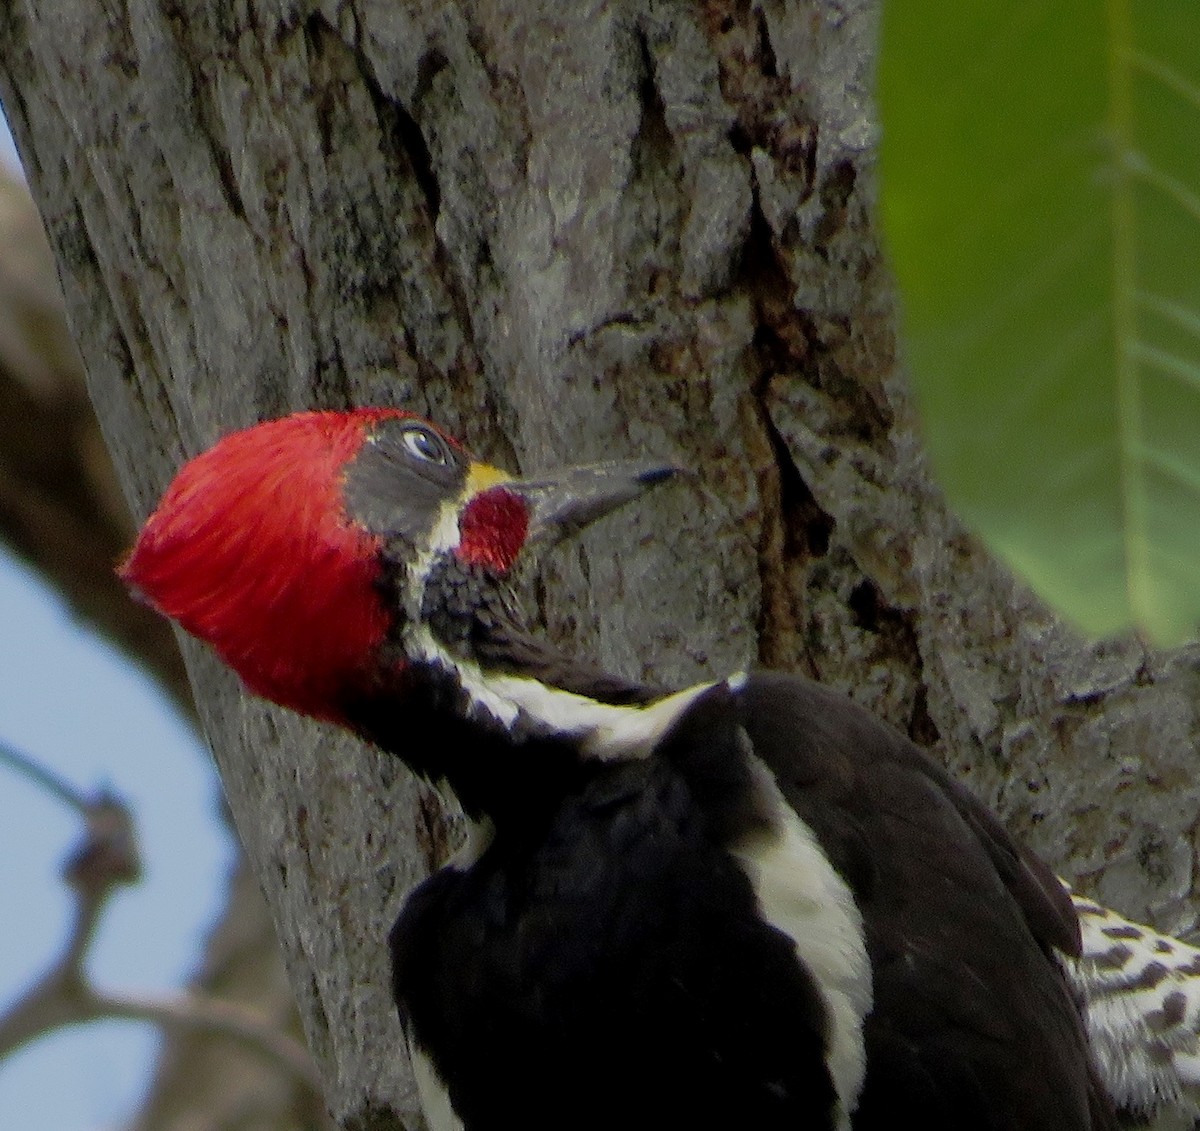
{"left": 456, "top": 487, "right": 530, "bottom": 574}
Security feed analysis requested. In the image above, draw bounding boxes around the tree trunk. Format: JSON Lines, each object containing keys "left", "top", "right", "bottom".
{"left": 2, "top": 2, "right": 1196, "bottom": 1128}
{"left": 0, "top": 165, "right": 329, "bottom": 1131}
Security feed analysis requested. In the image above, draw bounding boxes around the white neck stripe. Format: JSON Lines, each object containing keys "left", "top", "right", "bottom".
{"left": 407, "top": 619, "right": 718, "bottom": 760}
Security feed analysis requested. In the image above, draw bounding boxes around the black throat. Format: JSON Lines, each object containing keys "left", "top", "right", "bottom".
{"left": 347, "top": 552, "right": 662, "bottom": 825}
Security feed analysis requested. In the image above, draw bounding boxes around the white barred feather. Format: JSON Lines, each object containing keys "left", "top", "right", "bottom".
{"left": 1064, "top": 889, "right": 1200, "bottom": 1128}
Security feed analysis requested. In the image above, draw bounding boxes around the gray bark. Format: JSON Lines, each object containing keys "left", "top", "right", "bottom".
{"left": 2, "top": 2, "right": 1196, "bottom": 1128}
{"left": 0, "top": 166, "right": 326, "bottom": 1131}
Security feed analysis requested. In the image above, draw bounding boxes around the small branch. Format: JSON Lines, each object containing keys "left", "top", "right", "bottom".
{"left": 0, "top": 967, "right": 89, "bottom": 1060}
{"left": 92, "top": 988, "right": 322, "bottom": 1091}
{"left": 0, "top": 973, "right": 320, "bottom": 1094}
{"left": 0, "top": 769, "right": 322, "bottom": 1098}
{"left": 61, "top": 793, "right": 141, "bottom": 970}
{"left": 0, "top": 738, "right": 90, "bottom": 812}
{"left": 0, "top": 787, "right": 142, "bottom": 1060}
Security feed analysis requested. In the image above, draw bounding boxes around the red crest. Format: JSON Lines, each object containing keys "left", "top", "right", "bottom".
{"left": 122, "top": 409, "right": 410, "bottom": 722}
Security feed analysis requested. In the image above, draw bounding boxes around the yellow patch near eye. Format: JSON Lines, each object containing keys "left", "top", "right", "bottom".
{"left": 427, "top": 461, "right": 514, "bottom": 557}
{"left": 464, "top": 461, "right": 512, "bottom": 497}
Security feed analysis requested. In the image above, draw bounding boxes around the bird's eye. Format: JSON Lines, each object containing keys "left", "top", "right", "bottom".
{"left": 401, "top": 427, "right": 448, "bottom": 465}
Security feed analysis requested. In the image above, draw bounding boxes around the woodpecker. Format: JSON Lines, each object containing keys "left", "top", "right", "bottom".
{"left": 123, "top": 408, "right": 1200, "bottom": 1130}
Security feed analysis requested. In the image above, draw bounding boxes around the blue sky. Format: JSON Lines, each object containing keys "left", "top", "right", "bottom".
{"left": 0, "top": 121, "right": 234, "bottom": 1130}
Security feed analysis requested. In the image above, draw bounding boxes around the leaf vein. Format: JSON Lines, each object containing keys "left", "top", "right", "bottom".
{"left": 1127, "top": 49, "right": 1200, "bottom": 114}
{"left": 1128, "top": 340, "right": 1200, "bottom": 392}
{"left": 1122, "top": 150, "right": 1200, "bottom": 226}
{"left": 1136, "top": 443, "right": 1200, "bottom": 494}
{"left": 1106, "top": 0, "right": 1148, "bottom": 620}
{"left": 1134, "top": 292, "right": 1200, "bottom": 344}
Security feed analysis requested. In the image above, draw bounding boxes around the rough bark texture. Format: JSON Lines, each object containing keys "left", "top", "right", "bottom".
{"left": 0, "top": 168, "right": 326, "bottom": 1131}
{"left": 2, "top": 2, "right": 1197, "bottom": 1129}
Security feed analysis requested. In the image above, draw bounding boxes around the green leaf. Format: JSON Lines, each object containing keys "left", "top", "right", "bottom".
{"left": 878, "top": 1, "right": 1200, "bottom": 644}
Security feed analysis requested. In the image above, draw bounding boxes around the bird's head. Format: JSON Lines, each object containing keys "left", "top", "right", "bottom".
{"left": 121, "top": 409, "right": 676, "bottom": 729}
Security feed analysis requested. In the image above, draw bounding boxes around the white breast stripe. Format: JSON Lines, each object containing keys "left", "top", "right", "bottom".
{"left": 410, "top": 1038, "right": 464, "bottom": 1131}
{"left": 728, "top": 755, "right": 872, "bottom": 1131}
{"left": 445, "top": 816, "right": 495, "bottom": 872}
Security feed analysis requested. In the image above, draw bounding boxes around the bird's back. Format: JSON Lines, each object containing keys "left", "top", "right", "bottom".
{"left": 393, "top": 670, "right": 1118, "bottom": 1129}
{"left": 739, "top": 671, "right": 1117, "bottom": 1130}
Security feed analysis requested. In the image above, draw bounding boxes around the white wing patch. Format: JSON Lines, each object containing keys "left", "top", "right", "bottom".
{"left": 1063, "top": 889, "right": 1200, "bottom": 1125}
{"left": 728, "top": 754, "right": 872, "bottom": 1131}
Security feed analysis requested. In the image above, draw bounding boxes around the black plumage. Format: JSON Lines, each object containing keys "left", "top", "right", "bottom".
{"left": 375, "top": 553, "right": 1114, "bottom": 1129}
{"left": 741, "top": 674, "right": 1113, "bottom": 1130}
{"left": 122, "top": 412, "right": 1122, "bottom": 1130}
{"left": 339, "top": 433, "right": 1120, "bottom": 1129}
{"left": 392, "top": 746, "right": 837, "bottom": 1131}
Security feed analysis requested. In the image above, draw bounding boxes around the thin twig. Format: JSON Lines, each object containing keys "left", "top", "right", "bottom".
{"left": 0, "top": 766, "right": 323, "bottom": 1098}
{"left": 0, "top": 974, "right": 320, "bottom": 1092}
{"left": 0, "top": 738, "right": 89, "bottom": 811}
{"left": 91, "top": 988, "right": 323, "bottom": 1091}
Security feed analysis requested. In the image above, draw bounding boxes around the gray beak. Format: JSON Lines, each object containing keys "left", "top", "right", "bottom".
{"left": 506, "top": 459, "right": 681, "bottom": 546}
